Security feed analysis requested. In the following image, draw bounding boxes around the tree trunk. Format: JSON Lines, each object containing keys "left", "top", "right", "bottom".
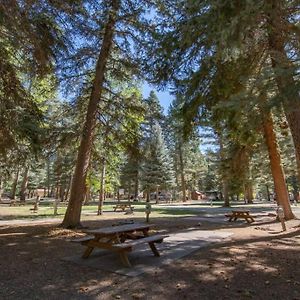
{"left": 84, "top": 186, "right": 91, "bottom": 204}
{"left": 46, "top": 158, "right": 51, "bottom": 197}
{"left": 128, "top": 184, "right": 131, "bottom": 201}
{"left": 10, "top": 168, "right": 19, "bottom": 200}
{"left": 134, "top": 170, "right": 139, "bottom": 200}
{"left": 62, "top": 0, "right": 119, "bottom": 228}
{"left": 222, "top": 181, "right": 230, "bottom": 207}
{"left": 64, "top": 176, "right": 72, "bottom": 202}
{"left": 50, "top": 186, "right": 55, "bottom": 198}
{"left": 59, "top": 185, "right": 65, "bottom": 202}
{"left": 174, "top": 152, "right": 179, "bottom": 188}
{"left": 55, "top": 184, "right": 59, "bottom": 200}
{"left": 178, "top": 144, "right": 186, "bottom": 202}
{"left": 20, "top": 167, "right": 29, "bottom": 202}
{"left": 261, "top": 109, "right": 294, "bottom": 219}
{"left": 244, "top": 183, "right": 254, "bottom": 204}
{"left": 266, "top": 0, "right": 300, "bottom": 184}
{"left": 117, "top": 189, "right": 120, "bottom": 202}
{"left": 244, "top": 154, "right": 254, "bottom": 204}
{"left": 218, "top": 132, "right": 230, "bottom": 207}
{"left": 98, "top": 158, "right": 106, "bottom": 215}
{"left": 266, "top": 184, "right": 271, "bottom": 201}
{"left": 290, "top": 175, "right": 299, "bottom": 203}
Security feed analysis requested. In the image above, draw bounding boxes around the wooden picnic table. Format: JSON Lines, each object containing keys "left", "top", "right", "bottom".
{"left": 226, "top": 210, "right": 255, "bottom": 223}
{"left": 113, "top": 201, "right": 134, "bottom": 212}
{"left": 72, "top": 223, "right": 167, "bottom": 267}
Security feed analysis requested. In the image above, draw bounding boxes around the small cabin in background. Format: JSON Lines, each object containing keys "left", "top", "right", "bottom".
{"left": 191, "top": 191, "right": 205, "bottom": 200}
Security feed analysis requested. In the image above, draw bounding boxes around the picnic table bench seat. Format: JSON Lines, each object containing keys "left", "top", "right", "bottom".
{"left": 113, "top": 234, "right": 167, "bottom": 250}
{"left": 113, "top": 234, "right": 168, "bottom": 266}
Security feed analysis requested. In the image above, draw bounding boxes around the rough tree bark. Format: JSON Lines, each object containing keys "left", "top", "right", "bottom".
{"left": 61, "top": 0, "right": 120, "bottom": 228}
{"left": 261, "top": 108, "right": 294, "bottom": 219}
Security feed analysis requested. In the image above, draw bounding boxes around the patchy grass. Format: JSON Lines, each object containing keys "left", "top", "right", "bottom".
{"left": 0, "top": 201, "right": 202, "bottom": 221}
{"left": 135, "top": 207, "right": 198, "bottom": 217}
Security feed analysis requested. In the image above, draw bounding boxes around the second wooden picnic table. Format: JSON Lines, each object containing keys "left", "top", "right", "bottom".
{"left": 113, "top": 201, "right": 134, "bottom": 212}
{"left": 73, "top": 223, "right": 167, "bottom": 267}
{"left": 226, "top": 210, "right": 255, "bottom": 223}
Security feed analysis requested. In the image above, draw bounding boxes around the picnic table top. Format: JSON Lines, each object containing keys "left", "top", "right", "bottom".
{"left": 84, "top": 223, "right": 153, "bottom": 235}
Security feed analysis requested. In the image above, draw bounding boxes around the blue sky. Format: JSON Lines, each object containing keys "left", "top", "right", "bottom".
{"left": 142, "top": 82, "right": 174, "bottom": 114}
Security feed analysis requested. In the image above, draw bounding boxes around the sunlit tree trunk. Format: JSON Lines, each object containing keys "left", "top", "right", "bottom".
{"left": 261, "top": 108, "right": 294, "bottom": 219}
{"left": 62, "top": 0, "right": 120, "bottom": 228}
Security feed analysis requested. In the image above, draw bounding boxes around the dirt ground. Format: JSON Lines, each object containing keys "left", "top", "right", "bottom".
{"left": 0, "top": 215, "right": 300, "bottom": 300}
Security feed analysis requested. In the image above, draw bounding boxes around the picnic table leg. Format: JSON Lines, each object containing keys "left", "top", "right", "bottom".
{"left": 82, "top": 246, "right": 94, "bottom": 258}
{"left": 119, "top": 251, "right": 131, "bottom": 267}
{"left": 148, "top": 242, "right": 160, "bottom": 257}
{"left": 247, "top": 217, "right": 255, "bottom": 223}
{"left": 82, "top": 238, "right": 100, "bottom": 258}
{"left": 245, "top": 212, "right": 254, "bottom": 223}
